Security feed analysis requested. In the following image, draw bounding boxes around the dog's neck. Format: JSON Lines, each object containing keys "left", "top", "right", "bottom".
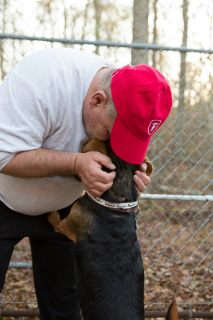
{"left": 101, "top": 143, "right": 138, "bottom": 204}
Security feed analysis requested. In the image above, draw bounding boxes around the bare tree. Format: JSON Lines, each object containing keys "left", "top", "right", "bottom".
{"left": 82, "top": 0, "right": 90, "bottom": 42}
{"left": 0, "top": 0, "right": 8, "bottom": 79}
{"left": 152, "top": 0, "right": 158, "bottom": 67}
{"left": 62, "top": 0, "right": 68, "bottom": 39}
{"left": 93, "top": 0, "right": 102, "bottom": 55}
{"left": 176, "top": 0, "right": 189, "bottom": 149}
{"left": 178, "top": 0, "right": 189, "bottom": 110}
{"left": 37, "top": 0, "right": 55, "bottom": 46}
{"left": 131, "top": 0, "right": 149, "bottom": 65}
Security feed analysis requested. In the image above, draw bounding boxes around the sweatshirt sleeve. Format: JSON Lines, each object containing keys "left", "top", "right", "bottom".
{"left": 0, "top": 72, "right": 47, "bottom": 170}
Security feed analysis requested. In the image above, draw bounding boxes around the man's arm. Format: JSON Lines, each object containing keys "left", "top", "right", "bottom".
{"left": 1, "top": 148, "right": 116, "bottom": 197}
{"left": 2, "top": 148, "right": 78, "bottom": 177}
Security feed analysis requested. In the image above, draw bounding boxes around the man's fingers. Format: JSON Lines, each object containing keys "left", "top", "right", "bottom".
{"left": 133, "top": 175, "right": 146, "bottom": 194}
{"left": 90, "top": 173, "right": 115, "bottom": 191}
{"left": 76, "top": 151, "right": 116, "bottom": 197}
{"left": 139, "top": 163, "right": 148, "bottom": 172}
{"left": 97, "top": 170, "right": 116, "bottom": 183}
{"left": 88, "top": 180, "right": 114, "bottom": 197}
{"left": 139, "top": 160, "right": 153, "bottom": 176}
{"left": 97, "top": 153, "right": 116, "bottom": 171}
{"left": 135, "top": 170, "right": 150, "bottom": 185}
{"left": 133, "top": 171, "right": 151, "bottom": 194}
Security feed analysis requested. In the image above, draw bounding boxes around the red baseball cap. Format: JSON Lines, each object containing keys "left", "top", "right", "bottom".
{"left": 110, "top": 64, "right": 172, "bottom": 164}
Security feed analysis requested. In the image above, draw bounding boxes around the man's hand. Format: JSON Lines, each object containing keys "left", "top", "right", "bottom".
{"left": 74, "top": 151, "right": 116, "bottom": 197}
{"left": 133, "top": 162, "right": 151, "bottom": 194}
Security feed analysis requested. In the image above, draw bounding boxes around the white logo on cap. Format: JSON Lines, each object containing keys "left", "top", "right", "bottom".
{"left": 148, "top": 120, "right": 161, "bottom": 135}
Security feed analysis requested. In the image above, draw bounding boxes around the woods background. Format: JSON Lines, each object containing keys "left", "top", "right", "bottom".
{"left": 0, "top": 0, "right": 212, "bottom": 318}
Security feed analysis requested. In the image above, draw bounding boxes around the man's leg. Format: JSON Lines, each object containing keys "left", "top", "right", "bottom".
{"left": 29, "top": 210, "right": 80, "bottom": 320}
{"left": 0, "top": 238, "right": 22, "bottom": 291}
{"left": 0, "top": 201, "right": 23, "bottom": 291}
{"left": 0, "top": 201, "right": 80, "bottom": 319}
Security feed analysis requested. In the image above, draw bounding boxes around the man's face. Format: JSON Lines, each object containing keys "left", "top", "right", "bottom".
{"left": 83, "top": 90, "right": 115, "bottom": 141}
{"left": 84, "top": 104, "right": 115, "bottom": 141}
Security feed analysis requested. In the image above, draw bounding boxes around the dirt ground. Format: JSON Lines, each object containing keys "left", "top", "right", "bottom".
{"left": 1, "top": 202, "right": 212, "bottom": 319}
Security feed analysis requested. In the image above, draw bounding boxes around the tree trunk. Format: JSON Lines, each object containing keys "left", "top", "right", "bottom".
{"left": 178, "top": 0, "right": 189, "bottom": 110}
{"left": 131, "top": 0, "right": 149, "bottom": 65}
{"left": 0, "top": 0, "right": 8, "bottom": 79}
{"left": 93, "top": 0, "right": 101, "bottom": 55}
{"left": 152, "top": 0, "right": 158, "bottom": 67}
{"left": 82, "top": 0, "right": 90, "bottom": 41}
{"left": 176, "top": 0, "right": 189, "bottom": 150}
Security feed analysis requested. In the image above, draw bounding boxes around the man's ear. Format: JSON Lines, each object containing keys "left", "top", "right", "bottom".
{"left": 90, "top": 90, "right": 108, "bottom": 108}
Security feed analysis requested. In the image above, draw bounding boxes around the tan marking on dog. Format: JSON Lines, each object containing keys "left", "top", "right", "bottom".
{"left": 48, "top": 210, "right": 77, "bottom": 242}
{"left": 82, "top": 139, "right": 107, "bottom": 155}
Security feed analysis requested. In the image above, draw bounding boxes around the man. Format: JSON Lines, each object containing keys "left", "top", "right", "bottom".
{"left": 0, "top": 48, "right": 172, "bottom": 319}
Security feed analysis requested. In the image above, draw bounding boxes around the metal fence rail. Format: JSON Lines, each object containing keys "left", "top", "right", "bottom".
{"left": 0, "top": 33, "right": 212, "bottom": 318}
{"left": 1, "top": 33, "right": 213, "bottom": 54}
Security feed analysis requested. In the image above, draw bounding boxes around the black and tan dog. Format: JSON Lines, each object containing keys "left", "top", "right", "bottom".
{"left": 48, "top": 139, "right": 153, "bottom": 320}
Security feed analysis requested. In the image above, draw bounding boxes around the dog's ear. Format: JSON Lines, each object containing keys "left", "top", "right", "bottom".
{"left": 144, "top": 157, "right": 153, "bottom": 176}
{"left": 82, "top": 139, "right": 107, "bottom": 155}
{"left": 166, "top": 299, "right": 180, "bottom": 320}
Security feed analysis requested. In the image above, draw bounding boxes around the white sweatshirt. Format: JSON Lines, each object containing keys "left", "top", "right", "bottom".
{"left": 0, "top": 48, "right": 112, "bottom": 215}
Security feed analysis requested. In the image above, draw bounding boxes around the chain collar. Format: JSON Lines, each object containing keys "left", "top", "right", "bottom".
{"left": 85, "top": 190, "right": 139, "bottom": 215}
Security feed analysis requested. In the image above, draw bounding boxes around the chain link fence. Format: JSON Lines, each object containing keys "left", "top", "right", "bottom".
{"left": 0, "top": 35, "right": 212, "bottom": 318}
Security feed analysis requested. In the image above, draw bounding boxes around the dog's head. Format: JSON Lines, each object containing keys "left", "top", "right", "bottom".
{"left": 82, "top": 139, "right": 153, "bottom": 175}
{"left": 82, "top": 139, "right": 153, "bottom": 203}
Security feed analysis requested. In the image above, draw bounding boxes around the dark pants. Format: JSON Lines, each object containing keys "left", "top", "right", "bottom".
{"left": 0, "top": 201, "right": 80, "bottom": 320}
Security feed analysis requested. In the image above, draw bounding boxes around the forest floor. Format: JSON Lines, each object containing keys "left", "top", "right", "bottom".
{"left": 1, "top": 203, "right": 212, "bottom": 320}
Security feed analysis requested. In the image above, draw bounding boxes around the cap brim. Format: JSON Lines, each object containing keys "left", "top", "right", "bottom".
{"left": 110, "top": 117, "right": 151, "bottom": 164}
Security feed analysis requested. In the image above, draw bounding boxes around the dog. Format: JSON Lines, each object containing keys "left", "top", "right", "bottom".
{"left": 48, "top": 139, "right": 153, "bottom": 320}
